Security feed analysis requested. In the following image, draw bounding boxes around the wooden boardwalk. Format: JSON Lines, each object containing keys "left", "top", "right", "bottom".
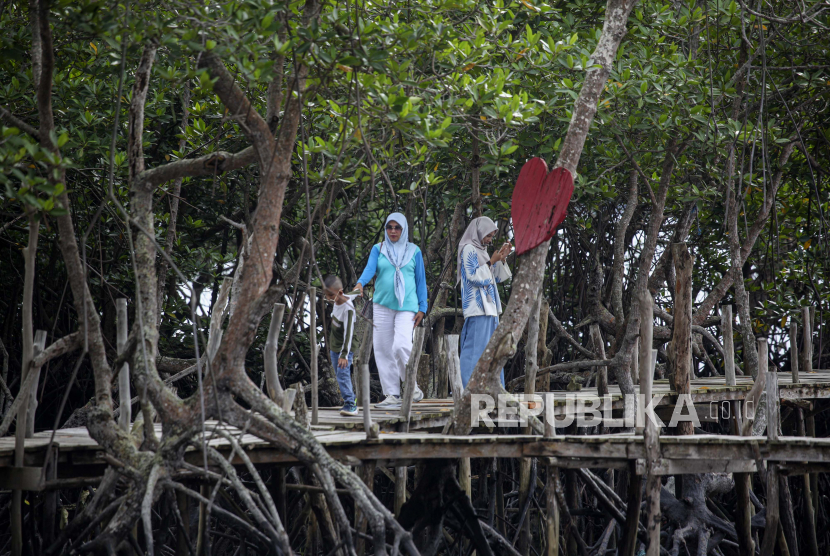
{"left": 3, "top": 371, "right": 830, "bottom": 488}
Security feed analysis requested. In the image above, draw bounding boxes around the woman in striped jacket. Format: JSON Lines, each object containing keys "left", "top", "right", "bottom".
{"left": 457, "top": 217, "right": 512, "bottom": 388}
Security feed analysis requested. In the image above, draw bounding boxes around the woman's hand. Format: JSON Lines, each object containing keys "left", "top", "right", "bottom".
{"left": 353, "top": 283, "right": 364, "bottom": 296}
{"left": 413, "top": 311, "right": 425, "bottom": 327}
{"left": 490, "top": 242, "right": 513, "bottom": 264}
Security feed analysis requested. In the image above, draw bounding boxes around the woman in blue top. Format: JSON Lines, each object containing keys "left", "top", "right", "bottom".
{"left": 355, "top": 213, "right": 428, "bottom": 409}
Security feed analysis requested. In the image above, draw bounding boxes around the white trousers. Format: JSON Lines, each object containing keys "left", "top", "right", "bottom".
{"left": 372, "top": 303, "right": 415, "bottom": 396}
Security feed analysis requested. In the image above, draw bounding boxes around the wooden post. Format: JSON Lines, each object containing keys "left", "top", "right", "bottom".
{"left": 309, "top": 287, "right": 318, "bottom": 425}
{"left": 807, "top": 413, "right": 818, "bottom": 526}
{"left": 760, "top": 466, "right": 780, "bottom": 555}
{"left": 801, "top": 306, "right": 813, "bottom": 376}
{"left": 762, "top": 340, "right": 778, "bottom": 441}
{"left": 631, "top": 341, "right": 639, "bottom": 386}
{"left": 25, "top": 330, "right": 47, "bottom": 437}
{"left": 354, "top": 299, "right": 375, "bottom": 438}
{"left": 671, "top": 242, "right": 693, "bottom": 436}
{"left": 41, "top": 443, "right": 58, "bottom": 547}
{"left": 620, "top": 459, "right": 642, "bottom": 556}
{"left": 798, "top": 409, "right": 820, "bottom": 556}
{"left": 520, "top": 295, "right": 542, "bottom": 554}
{"left": 590, "top": 323, "right": 608, "bottom": 398}
{"left": 116, "top": 299, "right": 131, "bottom": 431}
{"left": 639, "top": 287, "right": 661, "bottom": 556}
{"left": 355, "top": 460, "right": 377, "bottom": 555}
{"left": 400, "top": 327, "right": 426, "bottom": 431}
{"left": 394, "top": 465, "right": 407, "bottom": 517}
{"left": 395, "top": 326, "right": 426, "bottom": 517}
{"left": 545, "top": 414, "right": 559, "bottom": 556}
{"left": 447, "top": 334, "right": 463, "bottom": 406}
{"left": 759, "top": 335, "right": 780, "bottom": 555}
{"left": 789, "top": 320, "right": 799, "bottom": 384}
{"left": 731, "top": 302, "right": 754, "bottom": 556}
{"left": 723, "top": 305, "right": 736, "bottom": 386}
{"left": 264, "top": 303, "right": 286, "bottom": 405}
{"left": 435, "top": 335, "right": 449, "bottom": 399}
{"left": 446, "top": 334, "right": 470, "bottom": 495}
{"left": 536, "top": 298, "right": 551, "bottom": 392}
{"left": 176, "top": 490, "right": 191, "bottom": 556}
{"left": 637, "top": 290, "right": 654, "bottom": 435}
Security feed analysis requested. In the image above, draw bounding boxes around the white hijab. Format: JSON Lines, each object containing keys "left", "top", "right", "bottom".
{"left": 379, "top": 212, "right": 417, "bottom": 308}
{"left": 457, "top": 217, "right": 499, "bottom": 284}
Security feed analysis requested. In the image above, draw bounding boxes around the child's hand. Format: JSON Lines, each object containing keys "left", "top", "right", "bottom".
{"left": 338, "top": 357, "right": 349, "bottom": 369}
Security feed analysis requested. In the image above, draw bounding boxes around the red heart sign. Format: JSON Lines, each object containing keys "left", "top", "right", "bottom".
{"left": 511, "top": 158, "right": 574, "bottom": 255}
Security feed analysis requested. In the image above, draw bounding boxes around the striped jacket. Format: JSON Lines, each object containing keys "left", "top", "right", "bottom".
{"left": 459, "top": 244, "right": 512, "bottom": 318}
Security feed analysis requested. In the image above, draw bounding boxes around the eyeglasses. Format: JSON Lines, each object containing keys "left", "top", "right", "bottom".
{"left": 385, "top": 225, "right": 402, "bottom": 231}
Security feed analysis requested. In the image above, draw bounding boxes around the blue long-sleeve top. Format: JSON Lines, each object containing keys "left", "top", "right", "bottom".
{"left": 357, "top": 244, "right": 428, "bottom": 314}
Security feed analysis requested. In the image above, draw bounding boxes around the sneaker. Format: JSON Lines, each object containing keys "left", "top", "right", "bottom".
{"left": 340, "top": 402, "right": 359, "bottom": 416}
{"left": 412, "top": 386, "right": 424, "bottom": 403}
{"left": 375, "top": 395, "right": 402, "bottom": 409}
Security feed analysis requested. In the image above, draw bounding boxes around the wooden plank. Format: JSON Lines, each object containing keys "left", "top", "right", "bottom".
{"left": 634, "top": 458, "right": 756, "bottom": 476}
{"left": 0, "top": 466, "right": 44, "bottom": 491}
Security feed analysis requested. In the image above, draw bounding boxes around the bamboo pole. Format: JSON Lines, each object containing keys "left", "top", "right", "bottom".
{"left": 309, "top": 287, "right": 318, "bottom": 425}
{"left": 116, "top": 299, "right": 132, "bottom": 431}
{"left": 264, "top": 303, "right": 286, "bottom": 405}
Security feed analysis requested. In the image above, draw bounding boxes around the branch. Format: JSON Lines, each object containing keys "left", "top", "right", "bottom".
{"left": 735, "top": 0, "right": 828, "bottom": 27}
{"left": 135, "top": 147, "right": 257, "bottom": 191}
{"left": 615, "top": 134, "right": 657, "bottom": 206}
{"left": 0, "top": 106, "right": 39, "bottom": 139}
{"left": 693, "top": 141, "right": 796, "bottom": 325}
{"left": 32, "top": 332, "right": 81, "bottom": 368}
{"left": 549, "top": 308, "right": 597, "bottom": 359}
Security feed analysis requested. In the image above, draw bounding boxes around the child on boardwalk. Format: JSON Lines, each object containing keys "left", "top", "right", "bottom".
{"left": 323, "top": 275, "right": 360, "bottom": 416}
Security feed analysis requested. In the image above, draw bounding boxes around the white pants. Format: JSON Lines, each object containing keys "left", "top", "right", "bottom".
{"left": 372, "top": 303, "right": 415, "bottom": 396}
